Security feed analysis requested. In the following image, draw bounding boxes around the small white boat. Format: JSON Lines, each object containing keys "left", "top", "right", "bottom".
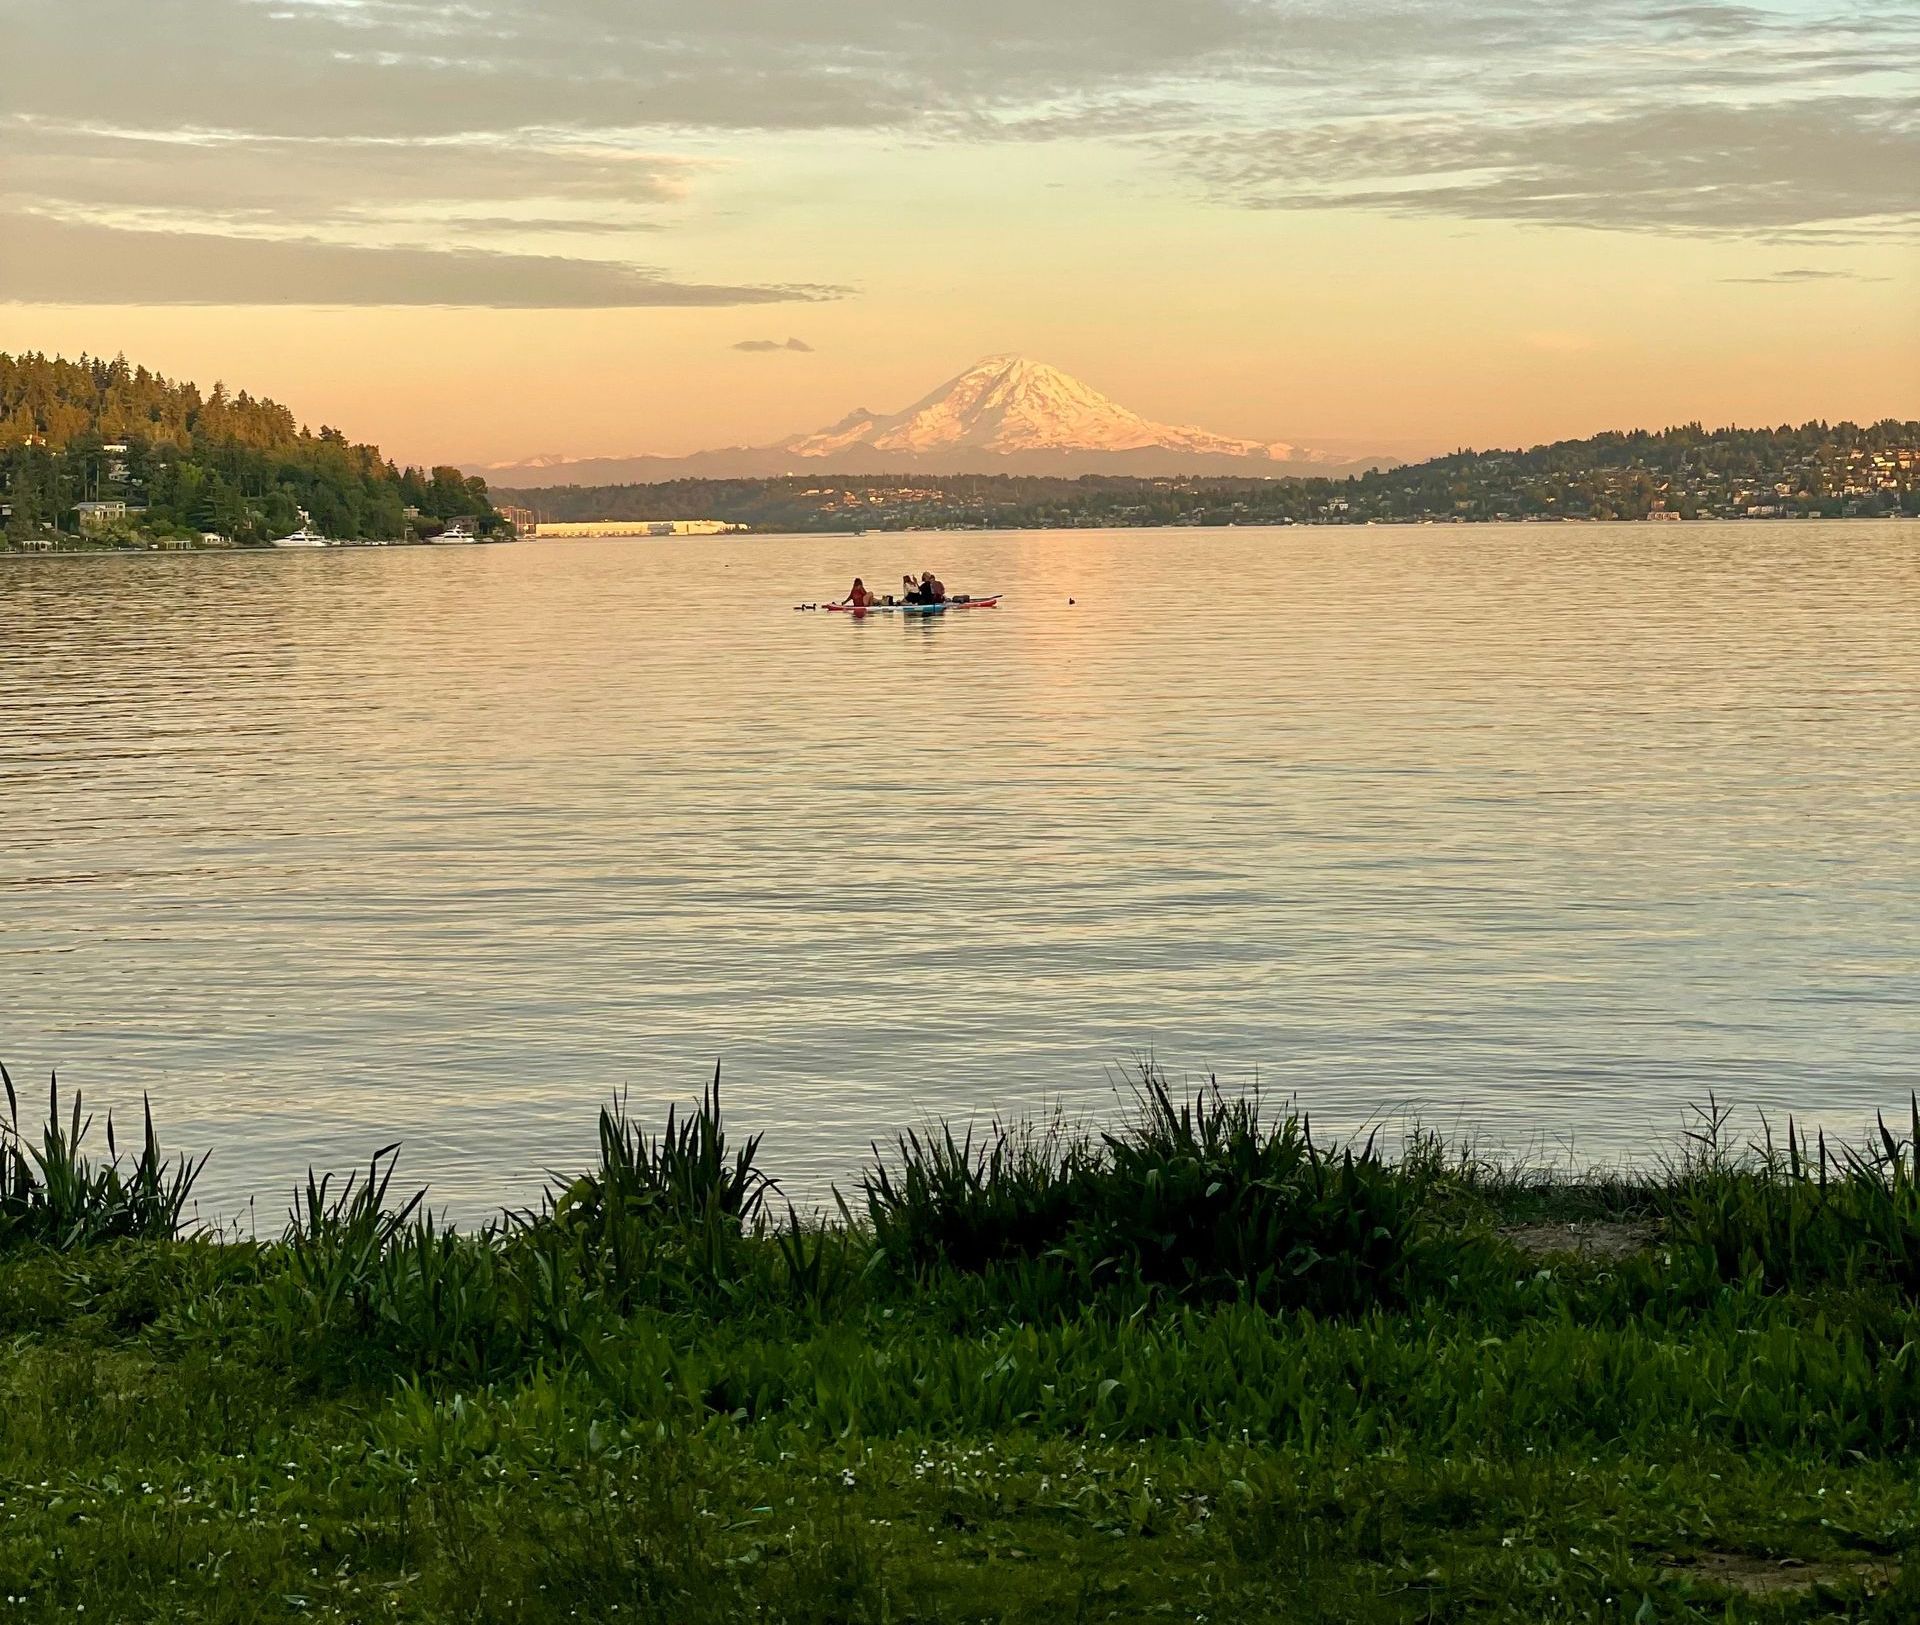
{"left": 270, "top": 524, "right": 331, "bottom": 549}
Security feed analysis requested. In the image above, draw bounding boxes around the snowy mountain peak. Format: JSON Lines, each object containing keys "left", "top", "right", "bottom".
{"left": 780, "top": 354, "right": 1313, "bottom": 462}
{"left": 471, "top": 355, "right": 1398, "bottom": 485}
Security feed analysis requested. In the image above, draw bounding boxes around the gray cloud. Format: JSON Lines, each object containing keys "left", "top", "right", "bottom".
{"left": 1722, "top": 267, "right": 1890, "bottom": 283}
{"left": 0, "top": 0, "right": 1914, "bottom": 304}
{"left": 1185, "top": 98, "right": 1920, "bottom": 238}
{"left": 0, "top": 119, "right": 692, "bottom": 221}
{"left": 733, "top": 337, "right": 815, "bottom": 351}
{"left": 0, "top": 213, "right": 838, "bottom": 307}
{"left": 1, "top": 0, "right": 1276, "bottom": 141}
{"left": 441, "top": 216, "right": 666, "bottom": 236}
{"left": 11, "top": 2, "right": 1896, "bottom": 147}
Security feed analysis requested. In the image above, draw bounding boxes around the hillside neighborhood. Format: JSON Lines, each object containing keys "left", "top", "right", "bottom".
{"left": 503, "top": 422, "right": 1920, "bottom": 535}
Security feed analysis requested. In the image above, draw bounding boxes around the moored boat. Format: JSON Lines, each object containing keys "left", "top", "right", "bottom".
{"left": 431, "top": 516, "right": 482, "bottom": 544}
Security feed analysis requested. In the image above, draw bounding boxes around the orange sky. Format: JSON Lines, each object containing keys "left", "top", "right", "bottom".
{"left": 3, "top": 3, "right": 1916, "bottom": 466}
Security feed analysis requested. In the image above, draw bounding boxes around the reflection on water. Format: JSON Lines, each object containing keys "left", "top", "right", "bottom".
{"left": 2, "top": 523, "right": 1917, "bottom": 1221}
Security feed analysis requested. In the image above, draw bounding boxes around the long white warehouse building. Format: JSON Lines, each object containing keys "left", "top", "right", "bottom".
{"left": 533, "top": 519, "right": 733, "bottom": 538}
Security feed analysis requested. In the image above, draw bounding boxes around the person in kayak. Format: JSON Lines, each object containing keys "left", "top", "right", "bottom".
{"left": 846, "top": 578, "right": 874, "bottom": 609}
{"left": 920, "top": 571, "right": 947, "bottom": 604}
{"left": 901, "top": 573, "right": 924, "bottom": 604}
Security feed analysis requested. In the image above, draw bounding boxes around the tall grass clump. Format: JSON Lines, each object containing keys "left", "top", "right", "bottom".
{"left": 268, "top": 1142, "right": 542, "bottom": 1378}
{"left": 1087, "top": 1070, "right": 1456, "bottom": 1308}
{"left": 529, "top": 1063, "right": 776, "bottom": 1302}
{"left": 1671, "top": 1095, "right": 1920, "bottom": 1293}
{"left": 862, "top": 1067, "right": 1469, "bottom": 1314}
{"left": 257, "top": 1069, "right": 783, "bottom": 1379}
{"left": 255, "top": 1143, "right": 509, "bottom": 1379}
{"left": 548, "top": 1064, "right": 772, "bottom": 1234}
{"left": 861, "top": 1113, "right": 1088, "bottom": 1273}
{"left": 0, "top": 1062, "right": 207, "bottom": 1250}
{"left": 279, "top": 1143, "right": 427, "bottom": 1336}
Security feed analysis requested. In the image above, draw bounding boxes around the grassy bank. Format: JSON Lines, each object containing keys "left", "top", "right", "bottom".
{"left": 3, "top": 1064, "right": 1918, "bottom": 1622}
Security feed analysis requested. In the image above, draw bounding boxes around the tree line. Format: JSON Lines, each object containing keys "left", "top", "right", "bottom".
{"left": 1, "top": 351, "right": 497, "bottom": 546}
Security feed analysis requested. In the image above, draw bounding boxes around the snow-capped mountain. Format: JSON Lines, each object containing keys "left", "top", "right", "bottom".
{"left": 777, "top": 355, "right": 1333, "bottom": 463}
{"left": 473, "top": 356, "right": 1395, "bottom": 486}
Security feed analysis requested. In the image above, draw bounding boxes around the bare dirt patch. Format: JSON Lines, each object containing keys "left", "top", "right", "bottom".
{"left": 1660, "top": 1551, "right": 1900, "bottom": 1598}
{"left": 1500, "top": 1219, "right": 1662, "bottom": 1263}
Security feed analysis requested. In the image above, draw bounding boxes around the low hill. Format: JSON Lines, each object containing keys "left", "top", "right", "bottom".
{"left": 0, "top": 351, "right": 495, "bottom": 545}
{"left": 499, "top": 420, "right": 1920, "bottom": 531}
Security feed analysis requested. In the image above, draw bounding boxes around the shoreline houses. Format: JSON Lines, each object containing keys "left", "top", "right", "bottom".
{"left": 75, "top": 499, "right": 129, "bottom": 531}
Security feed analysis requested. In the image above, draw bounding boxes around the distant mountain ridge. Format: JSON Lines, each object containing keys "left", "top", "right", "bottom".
{"left": 470, "top": 355, "right": 1397, "bottom": 485}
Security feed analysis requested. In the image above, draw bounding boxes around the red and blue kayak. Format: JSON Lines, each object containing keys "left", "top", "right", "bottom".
{"left": 826, "top": 594, "right": 1001, "bottom": 616}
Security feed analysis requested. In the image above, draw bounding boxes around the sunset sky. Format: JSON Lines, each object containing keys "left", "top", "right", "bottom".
{"left": 3, "top": 0, "right": 1916, "bottom": 466}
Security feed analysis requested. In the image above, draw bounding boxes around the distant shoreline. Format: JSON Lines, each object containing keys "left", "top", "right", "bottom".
{"left": 4, "top": 510, "right": 1914, "bottom": 558}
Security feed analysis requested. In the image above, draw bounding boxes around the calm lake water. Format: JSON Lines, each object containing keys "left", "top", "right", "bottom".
{"left": 3, "top": 522, "right": 1917, "bottom": 1223}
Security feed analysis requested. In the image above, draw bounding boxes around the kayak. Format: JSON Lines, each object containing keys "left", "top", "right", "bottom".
{"left": 826, "top": 594, "right": 1000, "bottom": 616}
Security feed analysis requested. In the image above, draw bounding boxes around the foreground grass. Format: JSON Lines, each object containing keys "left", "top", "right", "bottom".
{"left": 2, "top": 1069, "right": 1918, "bottom": 1621}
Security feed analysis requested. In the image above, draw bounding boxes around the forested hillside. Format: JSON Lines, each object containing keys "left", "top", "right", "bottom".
{"left": 0, "top": 351, "right": 495, "bottom": 546}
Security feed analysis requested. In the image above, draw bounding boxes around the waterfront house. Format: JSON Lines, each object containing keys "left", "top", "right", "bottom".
{"left": 75, "top": 499, "right": 128, "bottom": 530}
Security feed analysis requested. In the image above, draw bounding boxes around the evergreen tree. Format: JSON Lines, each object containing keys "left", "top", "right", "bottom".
{"left": 0, "top": 349, "right": 496, "bottom": 545}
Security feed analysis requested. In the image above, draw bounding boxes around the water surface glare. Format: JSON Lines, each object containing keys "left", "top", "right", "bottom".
{"left": 3, "top": 523, "right": 1917, "bottom": 1222}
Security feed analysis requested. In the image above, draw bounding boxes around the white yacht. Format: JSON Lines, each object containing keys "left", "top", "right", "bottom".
{"left": 270, "top": 523, "right": 331, "bottom": 549}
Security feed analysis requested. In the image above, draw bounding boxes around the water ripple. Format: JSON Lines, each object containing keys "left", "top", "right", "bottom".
{"left": 2, "top": 524, "right": 1916, "bottom": 1222}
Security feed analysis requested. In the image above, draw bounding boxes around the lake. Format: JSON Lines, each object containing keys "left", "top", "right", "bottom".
{"left": 3, "top": 521, "right": 1917, "bottom": 1224}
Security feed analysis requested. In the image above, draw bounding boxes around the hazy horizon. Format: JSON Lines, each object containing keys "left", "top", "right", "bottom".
{"left": 3, "top": 0, "right": 1915, "bottom": 468}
